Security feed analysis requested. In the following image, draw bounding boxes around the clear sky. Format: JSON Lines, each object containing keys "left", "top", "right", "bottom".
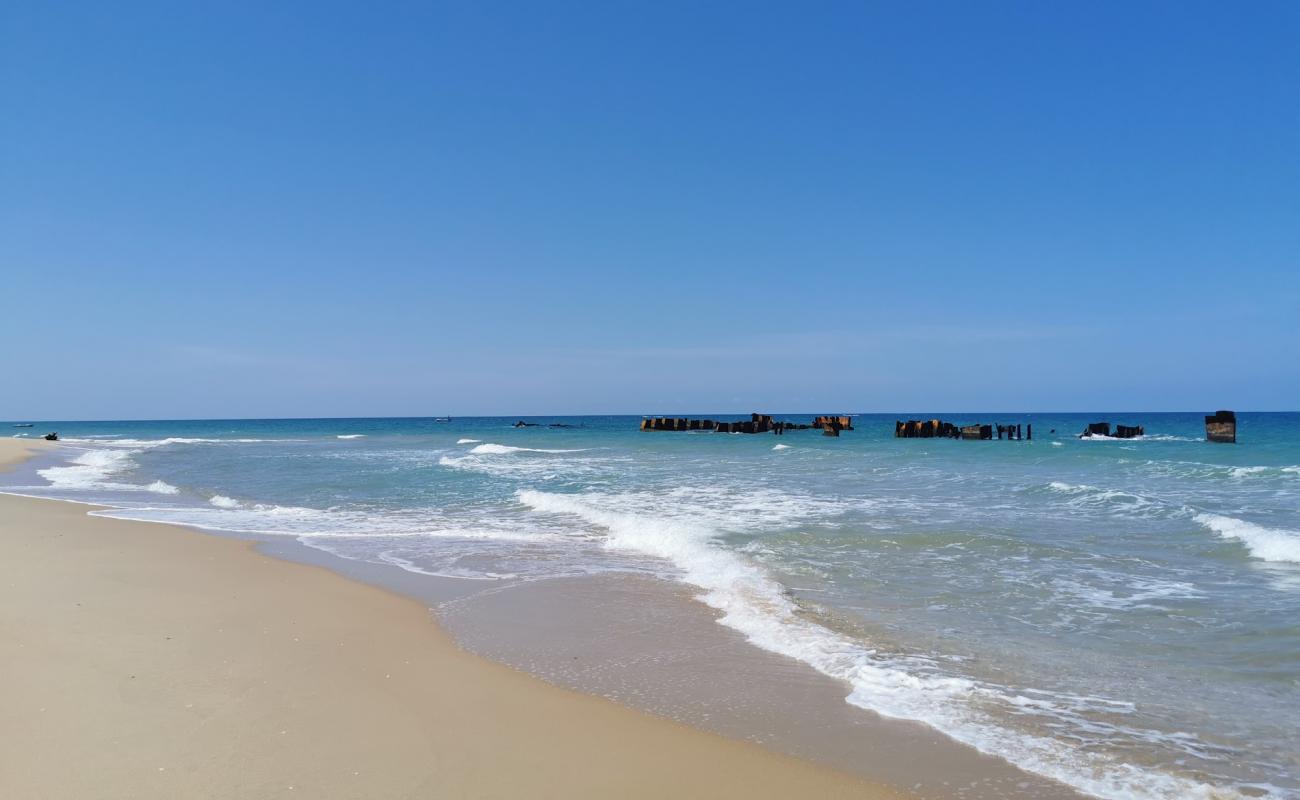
{"left": 3, "top": 2, "right": 1297, "bottom": 418}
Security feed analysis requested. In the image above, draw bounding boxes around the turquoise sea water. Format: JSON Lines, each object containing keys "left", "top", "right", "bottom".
{"left": 4, "top": 413, "right": 1299, "bottom": 799}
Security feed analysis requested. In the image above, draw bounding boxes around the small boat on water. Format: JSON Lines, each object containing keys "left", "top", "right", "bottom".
{"left": 433, "top": 417, "right": 451, "bottom": 423}
{"left": 13, "top": 424, "right": 33, "bottom": 428}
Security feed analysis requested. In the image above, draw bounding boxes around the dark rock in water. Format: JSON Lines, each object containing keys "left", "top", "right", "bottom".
{"left": 43, "top": 432, "right": 59, "bottom": 441}
{"left": 1113, "top": 425, "right": 1144, "bottom": 439}
{"left": 548, "top": 423, "right": 576, "bottom": 428}
{"left": 1205, "top": 410, "right": 1236, "bottom": 443}
{"left": 513, "top": 421, "right": 538, "bottom": 428}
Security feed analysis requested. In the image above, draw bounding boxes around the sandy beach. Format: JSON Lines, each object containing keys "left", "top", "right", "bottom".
{"left": 0, "top": 439, "right": 900, "bottom": 799}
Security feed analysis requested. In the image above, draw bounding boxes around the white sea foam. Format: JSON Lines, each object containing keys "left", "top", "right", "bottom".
{"left": 1223, "top": 463, "right": 1300, "bottom": 480}
{"left": 469, "top": 443, "right": 587, "bottom": 455}
{"left": 1229, "top": 466, "right": 1269, "bottom": 478}
{"left": 456, "top": 438, "right": 481, "bottom": 444}
{"left": 772, "top": 443, "right": 791, "bottom": 451}
{"left": 1053, "top": 575, "right": 1204, "bottom": 611}
{"left": 1194, "top": 513, "right": 1300, "bottom": 564}
{"left": 440, "top": 443, "right": 605, "bottom": 480}
{"left": 1044, "top": 481, "right": 1170, "bottom": 518}
{"left": 372, "top": 551, "right": 517, "bottom": 581}
{"left": 336, "top": 434, "right": 366, "bottom": 439}
{"left": 516, "top": 488, "right": 1231, "bottom": 799}
{"left": 90, "top": 498, "right": 563, "bottom": 550}
{"left": 1077, "top": 433, "right": 1198, "bottom": 443}
{"left": 63, "top": 437, "right": 284, "bottom": 448}
{"left": 12, "top": 427, "right": 1284, "bottom": 798}
{"left": 33, "top": 446, "right": 182, "bottom": 495}
{"left": 38, "top": 449, "right": 138, "bottom": 489}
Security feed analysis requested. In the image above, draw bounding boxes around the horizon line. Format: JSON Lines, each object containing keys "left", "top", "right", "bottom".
{"left": 2, "top": 409, "right": 1286, "bottom": 424}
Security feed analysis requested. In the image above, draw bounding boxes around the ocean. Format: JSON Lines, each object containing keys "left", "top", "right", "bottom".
{"left": 4, "top": 413, "right": 1298, "bottom": 799}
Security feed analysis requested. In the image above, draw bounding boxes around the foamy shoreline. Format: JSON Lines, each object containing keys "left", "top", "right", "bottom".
{"left": 8, "top": 427, "right": 1284, "bottom": 799}
{"left": 0, "top": 439, "right": 896, "bottom": 799}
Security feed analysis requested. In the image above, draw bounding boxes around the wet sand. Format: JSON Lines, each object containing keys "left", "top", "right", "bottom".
{"left": 259, "top": 534, "right": 1082, "bottom": 799}
{"left": 0, "top": 439, "right": 900, "bottom": 799}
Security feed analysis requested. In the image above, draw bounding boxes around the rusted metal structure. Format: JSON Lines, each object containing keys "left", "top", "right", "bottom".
{"left": 642, "top": 413, "right": 828, "bottom": 435}
{"left": 812, "top": 416, "right": 854, "bottom": 431}
{"left": 1080, "top": 422, "right": 1111, "bottom": 438}
{"left": 1205, "top": 410, "right": 1236, "bottom": 443}
{"left": 641, "top": 417, "right": 720, "bottom": 431}
{"left": 995, "top": 424, "right": 1026, "bottom": 440}
{"left": 896, "top": 419, "right": 1025, "bottom": 441}
{"left": 895, "top": 419, "right": 959, "bottom": 438}
{"left": 1079, "top": 422, "right": 1144, "bottom": 439}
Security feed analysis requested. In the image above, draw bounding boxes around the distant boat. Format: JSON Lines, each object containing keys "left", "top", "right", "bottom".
{"left": 433, "top": 417, "right": 451, "bottom": 423}
{"left": 13, "top": 424, "right": 33, "bottom": 428}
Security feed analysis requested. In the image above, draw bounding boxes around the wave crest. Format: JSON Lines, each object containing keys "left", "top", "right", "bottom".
{"left": 515, "top": 488, "right": 1228, "bottom": 799}
{"left": 1194, "top": 513, "right": 1300, "bottom": 564}
{"left": 469, "top": 443, "right": 587, "bottom": 455}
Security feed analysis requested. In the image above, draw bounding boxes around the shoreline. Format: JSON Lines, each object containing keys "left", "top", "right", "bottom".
{"left": 0, "top": 439, "right": 900, "bottom": 799}
{"left": 0, "top": 437, "right": 1095, "bottom": 799}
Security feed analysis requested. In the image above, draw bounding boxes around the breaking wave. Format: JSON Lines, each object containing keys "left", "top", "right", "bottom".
{"left": 515, "top": 488, "right": 1232, "bottom": 799}
{"left": 1194, "top": 513, "right": 1300, "bottom": 564}
{"left": 469, "top": 443, "right": 588, "bottom": 455}
{"left": 38, "top": 449, "right": 139, "bottom": 490}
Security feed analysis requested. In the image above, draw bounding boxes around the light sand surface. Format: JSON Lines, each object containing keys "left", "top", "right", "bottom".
{"left": 0, "top": 436, "right": 51, "bottom": 470}
{"left": 0, "top": 440, "right": 904, "bottom": 799}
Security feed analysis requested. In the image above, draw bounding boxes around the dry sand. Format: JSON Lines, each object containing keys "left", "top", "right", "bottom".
{"left": 0, "top": 439, "right": 904, "bottom": 799}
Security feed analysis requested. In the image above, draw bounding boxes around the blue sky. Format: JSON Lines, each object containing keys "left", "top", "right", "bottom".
{"left": 3, "top": 2, "right": 1297, "bottom": 418}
